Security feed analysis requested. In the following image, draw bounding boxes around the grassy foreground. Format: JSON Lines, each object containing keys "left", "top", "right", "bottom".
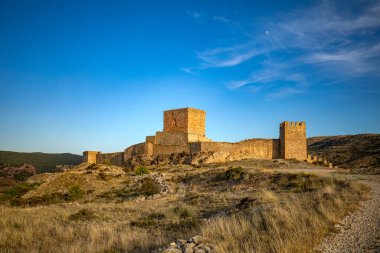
{"left": 0, "top": 160, "right": 370, "bottom": 253}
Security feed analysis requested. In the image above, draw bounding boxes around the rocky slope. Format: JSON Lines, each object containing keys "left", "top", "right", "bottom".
{"left": 307, "top": 134, "right": 380, "bottom": 174}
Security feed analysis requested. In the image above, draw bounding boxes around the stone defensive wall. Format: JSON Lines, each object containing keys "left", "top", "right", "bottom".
{"left": 190, "top": 138, "right": 281, "bottom": 160}
{"left": 122, "top": 138, "right": 280, "bottom": 161}
{"left": 96, "top": 152, "right": 124, "bottom": 167}
{"left": 83, "top": 108, "right": 308, "bottom": 166}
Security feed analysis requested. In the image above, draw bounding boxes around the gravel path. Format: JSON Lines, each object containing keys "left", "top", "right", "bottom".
{"left": 318, "top": 175, "right": 380, "bottom": 253}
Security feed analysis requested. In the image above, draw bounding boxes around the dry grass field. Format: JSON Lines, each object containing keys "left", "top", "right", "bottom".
{"left": 0, "top": 160, "right": 370, "bottom": 253}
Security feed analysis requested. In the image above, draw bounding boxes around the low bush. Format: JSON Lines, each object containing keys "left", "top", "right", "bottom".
{"left": 11, "top": 186, "right": 86, "bottom": 206}
{"left": 14, "top": 171, "right": 35, "bottom": 181}
{"left": 67, "top": 185, "right": 84, "bottom": 200}
{"left": 135, "top": 166, "right": 150, "bottom": 175}
{"left": 4, "top": 182, "right": 39, "bottom": 198}
{"left": 147, "top": 212, "right": 166, "bottom": 220}
{"left": 217, "top": 167, "right": 244, "bottom": 181}
{"left": 10, "top": 192, "right": 66, "bottom": 206}
{"left": 139, "top": 178, "right": 161, "bottom": 196}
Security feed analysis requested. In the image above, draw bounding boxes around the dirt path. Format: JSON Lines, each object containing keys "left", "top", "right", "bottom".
{"left": 318, "top": 175, "right": 380, "bottom": 253}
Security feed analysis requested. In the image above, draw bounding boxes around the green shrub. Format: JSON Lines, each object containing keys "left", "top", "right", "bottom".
{"left": 10, "top": 192, "right": 66, "bottom": 206}
{"left": 14, "top": 171, "right": 35, "bottom": 181}
{"left": 135, "top": 166, "right": 150, "bottom": 175}
{"left": 104, "top": 160, "right": 112, "bottom": 166}
{"left": 139, "top": 178, "right": 161, "bottom": 196}
{"left": 8, "top": 185, "right": 86, "bottom": 206}
{"left": 67, "top": 185, "right": 84, "bottom": 200}
{"left": 5, "top": 182, "right": 39, "bottom": 198}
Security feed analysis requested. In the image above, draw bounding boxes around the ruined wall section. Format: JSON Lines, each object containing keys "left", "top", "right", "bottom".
{"left": 96, "top": 152, "right": 124, "bottom": 167}
{"left": 124, "top": 143, "right": 146, "bottom": 160}
{"left": 192, "top": 139, "right": 280, "bottom": 160}
{"left": 83, "top": 151, "right": 100, "bottom": 164}
{"left": 280, "top": 121, "right": 307, "bottom": 160}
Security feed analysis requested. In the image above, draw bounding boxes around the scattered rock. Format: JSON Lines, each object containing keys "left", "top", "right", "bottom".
{"left": 191, "top": 235, "right": 206, "bottom": 244}
{"left": 155, "top": 235, "right": 217, "bottom": 253}
{"left": 162, "top": 248, "right": 182, "bottom": 253}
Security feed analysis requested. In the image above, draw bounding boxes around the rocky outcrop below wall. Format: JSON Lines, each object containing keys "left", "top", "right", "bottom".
{"left": 126, "top": 149, "right": 276, "bottom": 168}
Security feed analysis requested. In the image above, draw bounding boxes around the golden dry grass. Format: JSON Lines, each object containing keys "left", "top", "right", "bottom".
{"left": 0, "top": 160, "right": 370, "bottom": 253}
{"left": 201, "top": 179, "right": 369, "bottom": 253}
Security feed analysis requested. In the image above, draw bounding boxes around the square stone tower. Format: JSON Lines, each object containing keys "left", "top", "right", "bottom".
{"left": 163, "top": 107, "right": 206, "bottom": 136}
{"left": 83, "top": 151, "right": 100, "bottom": 163}
{"left": 279, "top": 121, "right": 307, "bottom": 160}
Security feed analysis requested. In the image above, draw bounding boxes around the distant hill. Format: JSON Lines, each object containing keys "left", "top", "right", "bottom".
{"left": 0, "top": 151, "right": 82, "bottom": 173}
{"left": 307, "top": 134, "right": 380, "bottom": 174}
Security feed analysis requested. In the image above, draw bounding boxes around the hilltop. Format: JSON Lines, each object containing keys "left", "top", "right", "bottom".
{"left": 0, "top": 151, "right": 82, "bottom": 173}
{"left": 307, "top": 134, "right": 380, "bottom": 174}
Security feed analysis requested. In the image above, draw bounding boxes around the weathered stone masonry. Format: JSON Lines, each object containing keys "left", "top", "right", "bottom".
{"left": 83, "top": 107, "right": 307, "bottom": 166}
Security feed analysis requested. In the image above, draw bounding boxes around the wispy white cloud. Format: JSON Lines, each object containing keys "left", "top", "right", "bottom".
{"left": 188, "top": 11, "right": 202, "bottom": 19}
{"left": 185, "top": 0, "right": 380, "bottom": 98}
{"left": 181, "top": 67, "right": 196, "bottom": 74}
{"left": 213, "top": 16, "right": 231, "bottom": 23}
{"left": 197, "top": 44, "right": 262, "bottom": 68}
{"left": 227, "top": 69, "right": 280, "bottom": 89}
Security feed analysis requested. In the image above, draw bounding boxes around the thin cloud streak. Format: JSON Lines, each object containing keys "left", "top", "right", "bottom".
{"left": 196, "top": 43, "right": 265, "bottom": 68}
{"left": 186, "top": 0, "right": 380, "bottom": 98}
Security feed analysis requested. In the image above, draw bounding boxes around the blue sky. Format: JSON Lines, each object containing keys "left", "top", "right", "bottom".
{"left": 0, "top": 0, "right": 379, "bottom": 154}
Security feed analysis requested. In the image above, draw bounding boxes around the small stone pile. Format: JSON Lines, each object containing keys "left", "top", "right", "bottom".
{"left": 155, "top": 235, "right": 218, "bottom": 253}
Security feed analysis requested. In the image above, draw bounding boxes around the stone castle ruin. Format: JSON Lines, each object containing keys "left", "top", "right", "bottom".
{"left": 83, "top": 107, "right": 307, "bottom": 166}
